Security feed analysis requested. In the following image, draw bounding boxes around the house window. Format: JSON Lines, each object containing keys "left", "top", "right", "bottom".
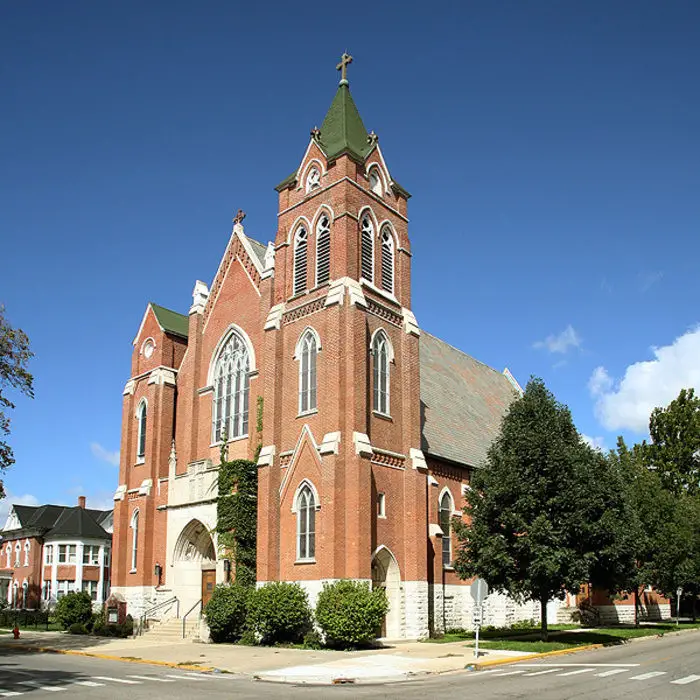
{"left": 380, "top": 227, "right": 395, "bottom": 295}
{"left": 23, "top": 541, "right": 30, "bottom": 567}
{"left": 212, "top": 331, "right": 250, "bottom": 442}
{"left": 130, "top": 510, "right": 139, "bottom": 572}
{"left": 104, "top": 548, "right": 111, "bottom": 568}
{"left": 360, "top": 215, "right": 374, "bottom": 283}
{"left": 58, "top": 545, "right": 77, "bottom": 564}
{"left": 316, "top": 214, "right": 331, "bottom": 286}
{"left": 136, "top": 400, "right": 147, "bottom": 462}
{"left": 377, "top": 492, "right": 386, "bottom": 518}
{"left": 43, "top": 581, "right": 52, "bottom": 601}
{"left": 82, "top": 580, "right": 98, "bottom": 602}
{"left": 372, "top": 331, "right": 390, "bottom": 415}
{"left": 297, "top": 330, "right": 318, "bottom": 415}
{"left": 83, "top": 546, "right": 100, "bottom": 566}
{"left": 56, "top": 580, "right": 73, "bottom": 600}
{"left": 439, "top": 492, "right": 453, "bottom": 568}
{"left": 306, "top": 167, "right": 320, "bottom": 193}
{"left": 369, "top": 169, "right": 383, "bottom": 196}
{"left": 14, "top": 543, "right": 20, "bottom": 567}
{"left": 293, "top": 226, "right": 308, "bottom": 296}
{"left": 5, "top": 544, "right": 10, "bottom": 568}
{"left": 44, "top": 545, "right": 53, "bottom": 566}
{"left": 296, "top": 484, "right": 316, "bottom": 561}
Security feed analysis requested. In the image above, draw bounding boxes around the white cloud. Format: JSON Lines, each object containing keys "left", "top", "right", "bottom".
{"left": 581, "top": 434, "right": 607, "bottom": 452}
{"left": 533, "top": 325, "right": 582, "bottom": 354}
{"left": 90, "top": 442, "right": 120, "bottom": 467}
{"left": 0, "top": 492, "right": 39, "bottom": 524}
{"left": 589, "top": 326, "right": 700, "bottom": 433}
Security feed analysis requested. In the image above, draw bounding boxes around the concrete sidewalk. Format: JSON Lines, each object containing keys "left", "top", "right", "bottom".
{"left": 0, "top": 632, "right": 531, "bottom": 683}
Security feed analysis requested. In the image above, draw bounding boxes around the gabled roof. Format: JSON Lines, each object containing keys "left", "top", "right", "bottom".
{"left": 0, "top": 504, "right": 112, "bottom": 541}
{"left": 317, "top": 83, "right": 372, "bottom": 163}
{"left": 419, "top": 332, "right": 518, "bottom": 468}
{"left": 46, "top": 507, "right": 109, "bottom": 540}
{"left": 150, "top": 303, "right": 189, "bottom": 339}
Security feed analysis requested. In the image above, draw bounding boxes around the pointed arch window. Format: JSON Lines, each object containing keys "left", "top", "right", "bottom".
{"left": 297, "top": 330, "right": 318, "bottom": 414}
{"left": 296, "top": 484, "right": 316, "bottom": 561}
{"left": 130, "top": 510, "right": 139, "bottom": 572}
{"left": 293, "top": 226, "right": 308, "bottom": 296}
{"left": 23, "top": 541, "right": 30, "bottom": 567}
{"left": 369, "top": 169, "right": 383, "bottom": 196}
{"left": 316, "top": 214, "right": 331, "bottom": 286}
{"left": 136, "top": 400, "right": 147, "bottom": 462}
{"left": 360, "top": 215, "right": 374, "bottom": 283}
{"left": 380, "top": 227, "right": 395, "bottom": 295}
{"left": 212, "top": 331, "right": 250, "bottom": 442}
{"left": 439, "top": 492, "right": 453, "bottom": 567}
{"left": 372, "top": 330, "right": 390, "bottom": 416}
{"left": 306, "top": 167, "right": 320, "bottom": 193}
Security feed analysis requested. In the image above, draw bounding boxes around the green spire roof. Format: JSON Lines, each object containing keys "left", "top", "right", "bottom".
{"left": 317, "top": 83, "right": 372, "bottom": 163}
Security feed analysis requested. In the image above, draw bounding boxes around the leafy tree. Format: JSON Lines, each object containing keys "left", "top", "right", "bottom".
{"left": 54, "top": 591, "right": 93, "bottom": 629}
{"left": 648, "top": 388, "right": 700, "bottom": 496}
{"left": 0, "top": 305, "right": 34, "bottom": 496}
{"left": 453, "top": 377, "right": 634, "bottom": 640}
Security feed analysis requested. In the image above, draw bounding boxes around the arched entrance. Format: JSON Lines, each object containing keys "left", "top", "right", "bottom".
{"left": 371, "top": 546, "right": 402, "bottom": 639}
{"left": 172, "top": 520, "right": 216, "bottom": 613}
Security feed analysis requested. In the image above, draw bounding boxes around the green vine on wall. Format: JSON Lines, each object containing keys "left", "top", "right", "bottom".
{"left": 215, "top": 396, "right": 263, "bottom": 587}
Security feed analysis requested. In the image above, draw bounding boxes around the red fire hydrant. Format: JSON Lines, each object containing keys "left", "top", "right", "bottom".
{"left": 12, "top": 626, "right": 20, "bottom": 639}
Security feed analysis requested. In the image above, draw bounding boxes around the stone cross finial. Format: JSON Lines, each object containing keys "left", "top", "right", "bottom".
{"left": 310, "top": 127, "right": 321, "bottom": 140}
{"left": 336, "top": 52, "right": 353, "bottom": 83}
{"left": 367, "top": 130, "right": 378, "bottom": 145}
{"left": 233, "top": 209, "right": 246, "bottom": 225}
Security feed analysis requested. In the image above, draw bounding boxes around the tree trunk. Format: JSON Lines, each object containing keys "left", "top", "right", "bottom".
{"left": 634, "top": 587, "right": 639, "bottom": 627}
{"left": 540, "top": 594, "right": 549, "bottom": 642}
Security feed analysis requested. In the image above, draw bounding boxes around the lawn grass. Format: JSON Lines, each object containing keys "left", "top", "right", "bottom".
{"left": 425, "top": 623, "right": 579, "bottom": 644}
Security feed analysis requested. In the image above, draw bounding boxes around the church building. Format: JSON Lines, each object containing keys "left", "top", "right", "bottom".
{"left": 111, "top": 55, "right": 534, "bottom": 638}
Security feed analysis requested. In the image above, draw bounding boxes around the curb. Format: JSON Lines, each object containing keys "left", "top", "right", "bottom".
{"left": 472, "top": 643, "right": 605, "bottom": 670}
{"left": 0, "top": 643, "right": 214, "bottom": 672}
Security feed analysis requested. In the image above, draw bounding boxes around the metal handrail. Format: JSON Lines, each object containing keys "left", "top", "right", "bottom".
{"left": 138, "top": 596, "right": 179, "bottom": 636}
{"left": 182, "top": 599, "right": 202, "bottom": 639}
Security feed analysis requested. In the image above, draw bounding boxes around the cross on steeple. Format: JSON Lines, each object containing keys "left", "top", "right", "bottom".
{"left": 233, "top": 209, "right": 246, "bottom": 225}
{"left": 336, "top": 52, "right": 353, "bottom": 84}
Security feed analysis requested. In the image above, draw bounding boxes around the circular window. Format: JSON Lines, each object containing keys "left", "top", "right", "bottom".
{"left": 143, "top": 340, "right": 155, "bottom": 359}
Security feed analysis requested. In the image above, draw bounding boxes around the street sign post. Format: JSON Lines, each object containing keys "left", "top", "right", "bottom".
{"left": 676, "top": 587, "right": 683, "bottom": 626}
{"left": 470, "top": 578, "right": 489, "bottom": 658}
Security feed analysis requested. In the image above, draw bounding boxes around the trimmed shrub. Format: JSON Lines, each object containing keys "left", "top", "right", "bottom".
{"left": 247, "top": 582, "right": 312, "bottom": 645}
{"left": 315, "top": 580, "right": 389, "bottom": 648}
{"left": 54, "top": 592, "right": 93, "bottom": 630}
{"left": 204, "top": 583, "right": 250, "bottom": 643}
{"left": 68, "top": 622, "right": 89, "bottom": 635}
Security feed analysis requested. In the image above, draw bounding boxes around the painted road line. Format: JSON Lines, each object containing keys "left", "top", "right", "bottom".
{"left": 127, "top": 675, "right": 176, "bottom": 683}
{"left": 629, "top": 672, "right": 667, "bottom": 681}
{"left": 91, "top": 677, "right": 141, "bottom": 685}
{"left": 596, "top": 669, "right": 628, "bottom": 677}
{"left": 671, "top": 675, "right": 700, "bottom": 685}
{"left": 17, "top": 682, "right": 64, "bottom": 692}
{"left": 184, "top": 673, "right": 221, "bottom": 678}
{"left": 557, "top": 668, "right": 595, "bottom": 677}
{"left": 165, "top": 674, "right": 209, "bottom": 681}
{"left": 0, "top": 691, "right": 23, "bottom": 697}
{"left": 71, "top": 681, "right": 105, "bottom": 687}
{"left": 492, "top": 670, "right": 526, "bottom": 677}
{"left": 523, "top": 668, "right": 563, "bottom": 676}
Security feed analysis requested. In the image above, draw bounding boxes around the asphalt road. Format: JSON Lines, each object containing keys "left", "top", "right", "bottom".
{"left": 1, "top": 631, "right": 699, "bottom": 699}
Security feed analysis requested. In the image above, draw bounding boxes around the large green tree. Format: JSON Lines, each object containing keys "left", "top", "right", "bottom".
{"left": 0, "top": 305, "right": 34, "bottom": 497}
{"left": 453, "top": 377, "right": 635, "bottom": 640}
{"left": 648, "top": 388, "right": 700, "bottom": 496}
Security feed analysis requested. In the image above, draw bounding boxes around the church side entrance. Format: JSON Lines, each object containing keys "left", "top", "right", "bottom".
{"left": 172, "top": 519, "right": 216, "bottom": 615}
{"left": 201, "top": 568, "right": 216, "bottom": 607}
{"left": 371, "top": 547, "right": 402, "bottom": 639}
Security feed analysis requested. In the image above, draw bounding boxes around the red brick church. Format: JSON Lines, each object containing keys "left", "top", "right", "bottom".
{"left": 111, "top": 55, "right": 542, "bottom": 638}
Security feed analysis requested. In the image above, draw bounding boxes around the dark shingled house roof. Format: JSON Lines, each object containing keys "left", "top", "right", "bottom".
{"left": 419, "top": 332, "right": 519, "bottom": 469}
{"left": 0, "top": 504, "right": 112, "bottom": 541}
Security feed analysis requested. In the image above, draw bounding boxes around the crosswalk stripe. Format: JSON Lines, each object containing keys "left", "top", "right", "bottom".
{"left": 629, "top": 671, "right": 666, "bottom": 680}
{"left": 523, "top": 668, "right": 562, "bottom": 676}
{"left": 557, "top": 668, "right": 595, "bottom": 677}
{"left": 0, "top": 691, "right": 23, "bottom": 697}
{"left": 492, "top": 670, "right": 525, "bottom": 677}
{"left": 184, "top": 673, "right": 218, "bottom": 678}
{"left": 671, "top": 675, "right": 700, "bottom": 685}
{"left": 91, "top": 677, "right": 141, "bottom": 685}
{"left": 165, "top": 674, "right": 208, "bottom": 681}
{"left": 17, "top": 682, "right": 64, "bottom": 692}
{"left": 127, "top": 675, "right": 176, "bottom": 683}
{"left": 596, "top": 669, "right": 628, "bottom": 677}
{"left": 71, "top": 681, "right": 104, "bottom": 687}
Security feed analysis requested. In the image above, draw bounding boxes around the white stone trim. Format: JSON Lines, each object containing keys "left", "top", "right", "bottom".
{"left": 429, "top": 523, "right": 443, "bottom": 537}
{"left": 257, "top": 445, "right": 276, "bottom": 467}
{"left": 264, "top": 303, "right": 285, "bottom": 330}
{"left": 290, "top": 479, "right": 321, "bottom": 514}
{"left": 503, "top": 367, "right": 524, "bottom": 395}
{"left": 148, "top": 367, "right": 177, "bottom": 386}
{"left": 319, "top": 432, "right": 341, "bottom": 455}
{"left": 324, "top": 276, "right": 367, "bottom": 308}
{"left": 402, "top": 308, "right": 420, "bottom": 337}
{"left": 113, "top": 484, "right": 127, "bottom": 501}
{"left": 261, "top": 242, "right": 275, "bottom": 279}
{"left": 189, "top": 280, "right": 209, "bottom": 315}
{"left": 352, "top": 432, "right": 373, "bottom": 457}
{"left": 410, "top": 448, "right": 428, "bottom": 471}
{"left": 293, "top": 326, "right": 322, "bottom": 359}
{"left": 427, "top": 475, "right": 439, "bottom": 487}
{"left": 123, "top": 380, "right": 135, "bottom": 396}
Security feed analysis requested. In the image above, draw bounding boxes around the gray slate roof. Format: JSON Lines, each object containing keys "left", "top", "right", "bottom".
{"left": 247, "top": 237, "right": 267, "bottom": 268}
{"left": 419, "top": 332, "right": 518, "bottom": 468}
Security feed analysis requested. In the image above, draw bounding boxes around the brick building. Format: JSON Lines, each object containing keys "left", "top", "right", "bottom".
{"left": 111, "top": 59, "right": 552, "bottom": 637}
{"left": 0, "top": 497, "right": 112, "bottom": 609}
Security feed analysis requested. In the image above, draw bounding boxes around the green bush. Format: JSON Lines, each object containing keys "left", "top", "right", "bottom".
{"left": 204, "top": 583, "right": 250, "bottom": 643}
{"left": 315, "top": 580, "right": 389, "bottom": 648}
{"left": 238, "top": 629, "right": 257, "bottom": 646}
{"left": 54, "top": 592, "right": 93, "bottom": 630}
{"left": 68, "top": 622, "right": 89, "bottom": 635}
{"left": 247, "top": 582, "right": 312, "bottom": 645}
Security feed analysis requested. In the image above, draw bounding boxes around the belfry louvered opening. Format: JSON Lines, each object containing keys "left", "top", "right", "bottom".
{"left": 316, "top": 215, "right": 331, "bottom": 285}
{"left": 293, "top": 226, "right": 308, "bottom": 296}
{"left": 361, "top": 215, "right": 374, "bottom": 283}
{"left": 380, "top": 227, "right": 394, "bottom": 294}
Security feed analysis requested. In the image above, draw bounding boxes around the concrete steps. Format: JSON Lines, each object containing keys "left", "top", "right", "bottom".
{"left": 143, "top": 617, "right": 200, "bottom": 641}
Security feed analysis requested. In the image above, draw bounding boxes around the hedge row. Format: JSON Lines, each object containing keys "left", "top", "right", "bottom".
{"left": 204, "top": 579, "right": 388, "bottom": 648}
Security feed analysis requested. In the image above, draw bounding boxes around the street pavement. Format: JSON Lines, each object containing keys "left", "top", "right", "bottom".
{"left": 0, "top": 631, "right": 699, "bottom": 698}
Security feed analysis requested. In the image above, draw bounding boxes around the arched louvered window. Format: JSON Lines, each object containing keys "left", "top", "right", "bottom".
{"left": 360, "top": 215, "right": 374, "bottom": 283}
{"left": 439, "top": 492, "right": 453, "bottom": 567}
{"left": 136, "top": 400, "right": 147, "bottom": 461}
{"left": 380, "top": 227, "right": 395, "bottom": 294}
{"left": 372, "top": 330, "right": 390, "bottom": 415}
{"left": 298, "top": 330, "right": 318, "bottom": 414}
{"left": 293, "top": 226, "right": 308, "bottom": 296}
{"left": 130, "top": 510, "right": 139, "bottom": 572}
{"left": 212, "top": 332, "right": 250, "bottom": 442}
{"left": 369, "top": 168, "right": 383, "bottom": 196}
{"left": 316, "top": 214, "right": 331, "bottom": 286}
{"left": 296, "top": 484, "right": 316, "bottom": 560}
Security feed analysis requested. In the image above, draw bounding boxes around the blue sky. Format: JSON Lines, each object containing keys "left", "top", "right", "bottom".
{"left": 1, "top": 1, "right": 699, "bottom": 515}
